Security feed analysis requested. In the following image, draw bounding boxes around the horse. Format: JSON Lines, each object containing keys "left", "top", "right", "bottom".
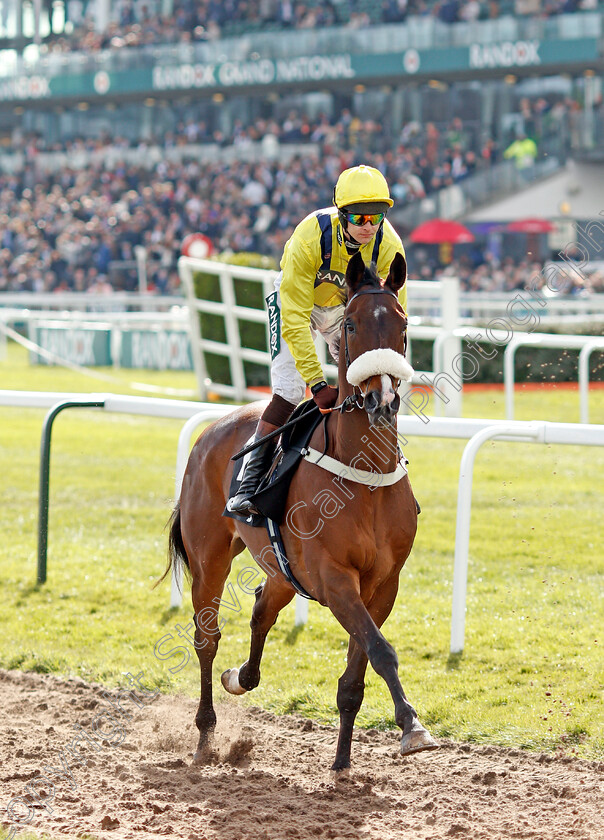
{"left": 163, "top": 251, "right": 438, "bottom": 773}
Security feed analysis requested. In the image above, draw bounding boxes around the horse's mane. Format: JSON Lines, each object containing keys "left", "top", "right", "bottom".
{"left": 357, "top": 260, "right": 382, "bottom": 292}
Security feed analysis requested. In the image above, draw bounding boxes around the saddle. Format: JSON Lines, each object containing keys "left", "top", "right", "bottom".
{"left": 223, "top": 399, "right": 325, "bottom": 528}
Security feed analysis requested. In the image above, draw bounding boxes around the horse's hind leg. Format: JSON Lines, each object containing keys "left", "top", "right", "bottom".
{"left": 188, "top": 531, "right": 243, "bottom": 762}
{"left": 221, "top": 575, "right": 294, "bottom": 695}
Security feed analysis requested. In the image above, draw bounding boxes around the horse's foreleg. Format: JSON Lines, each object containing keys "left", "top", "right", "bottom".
{"left": 326, "top": 573, "right": 438, "bottom": 759}
{"left": 222, "top": 576, "right": 294, "bottom": 695}
{"left": 333, "top": 575, "right": 410, "bottom": 773}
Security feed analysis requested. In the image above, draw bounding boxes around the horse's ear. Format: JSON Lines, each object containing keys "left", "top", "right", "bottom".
{"left": 345, "top": 251, "right": 367, "bottom": 296}
{"left": 385, "top": 252, "right": 407, "bottom": 293}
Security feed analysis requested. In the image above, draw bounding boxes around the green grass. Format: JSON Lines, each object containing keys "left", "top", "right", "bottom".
{"left": 1, "top": 340, "right": 603, "bottom": 760}
{"left": 0, "top": 834, "right": 58, "bottom": 840}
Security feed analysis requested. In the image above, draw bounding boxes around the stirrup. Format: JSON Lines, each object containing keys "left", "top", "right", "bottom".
{"left": 227, "top": 493, "right": 260, "bottom": 516}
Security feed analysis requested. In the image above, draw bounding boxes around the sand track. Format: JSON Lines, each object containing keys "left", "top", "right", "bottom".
{"left": 1, "top": 669, "right": 602, "bottom": 840}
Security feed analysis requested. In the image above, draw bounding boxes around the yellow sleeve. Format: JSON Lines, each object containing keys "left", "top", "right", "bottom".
{"left": 375, "top": 223, "right": 408, "bottom": 313}
{"left": 279, "top": 225, "right": 325, "bottom": 386}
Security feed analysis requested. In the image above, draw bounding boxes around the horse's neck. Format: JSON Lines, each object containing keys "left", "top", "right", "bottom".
{"left": 330, "top": 410, "right": 399, "bottom": 473}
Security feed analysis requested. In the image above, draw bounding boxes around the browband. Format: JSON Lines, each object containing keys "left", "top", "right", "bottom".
{"left": 346, "top": 286, "right": 399, "bottom": 308}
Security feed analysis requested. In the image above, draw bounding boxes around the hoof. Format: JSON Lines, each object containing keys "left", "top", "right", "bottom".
{"left": 330, "top": 766, "right": 351, "bottom": 782}
{"left": 400, "top": 728, "right": 439, "bottom": 756}
{"left": 221, "top": 668, "right": 248, "bottom": 696}
{"left": 193, "top": 745, "right": 218, "bottom": 766}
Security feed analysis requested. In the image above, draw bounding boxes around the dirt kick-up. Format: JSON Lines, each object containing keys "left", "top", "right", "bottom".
{"left": 163, "top": 252, "right": 438, "bottom": 773}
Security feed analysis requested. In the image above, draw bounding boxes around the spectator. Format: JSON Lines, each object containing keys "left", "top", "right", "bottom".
{"left": 503, "top": 132, "right": 538, "bottom": 178}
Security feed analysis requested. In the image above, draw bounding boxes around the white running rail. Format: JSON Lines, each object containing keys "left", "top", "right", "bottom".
{"left": 3, "top": 393, "right": 602, "bottom": 650}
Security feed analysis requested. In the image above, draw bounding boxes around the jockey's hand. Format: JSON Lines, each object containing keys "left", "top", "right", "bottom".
{"left": 312, "top": 383, "right": 338, "bottom": 411}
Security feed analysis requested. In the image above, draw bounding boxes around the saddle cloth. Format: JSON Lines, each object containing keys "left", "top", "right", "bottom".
{"left": 223, "top": 399, "right": 325, "bottom": 527}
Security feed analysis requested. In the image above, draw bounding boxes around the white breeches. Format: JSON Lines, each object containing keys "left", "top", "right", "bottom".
{"left": 270, "top": 271, "right": 344, "bottom": 404}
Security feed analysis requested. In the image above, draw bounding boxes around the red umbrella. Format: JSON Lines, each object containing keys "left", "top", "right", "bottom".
{"left": 409, "top": 219, "right": 475, "bottom": 244}
{"left": 506, "top": 218, "right": 554, "bottom": 234}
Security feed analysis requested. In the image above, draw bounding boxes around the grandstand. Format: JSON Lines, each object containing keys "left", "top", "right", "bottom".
{"left": 1, "top": 0, "right": 604, "bottom": 295}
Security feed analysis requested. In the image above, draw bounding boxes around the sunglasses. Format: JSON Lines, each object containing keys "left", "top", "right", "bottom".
{"left": 344, "top": 211, "right": 386, "bottom": 226}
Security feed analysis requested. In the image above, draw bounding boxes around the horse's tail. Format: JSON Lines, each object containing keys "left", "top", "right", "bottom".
{"left": 154, "top": 502, "right": 191, "bottom": 589}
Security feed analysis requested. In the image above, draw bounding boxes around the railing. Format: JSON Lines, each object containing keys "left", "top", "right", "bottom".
{"left": 456, "top": 292, "right": 604, "bottom": 321}
{"left": 448, "top": 417, "right": 604, "bottom": 652}
{"left": 3, "top": 289, "right": 603, "bottom": 323}
{"left": 0, "top": 292, "right": 185, "bottom": 312}
{"left": 2, "top": 390, "right": 602, "bottom": 647}
{"left": 503, "top": 332, "right": 604, "bottom": 420}
{"left": 421, "top": 326, "right": 604, "bottom": 423}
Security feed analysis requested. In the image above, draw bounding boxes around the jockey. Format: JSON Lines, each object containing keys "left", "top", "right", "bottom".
{"left": 227, "top": 164, "right": 408, "bottom": 517}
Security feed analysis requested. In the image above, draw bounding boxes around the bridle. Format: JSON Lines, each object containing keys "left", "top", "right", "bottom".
{"left": 324, "top": 285, "right": 407, "bottom": 415}
{"left": 232, "top": 286, "right": 408, "bottom": 460}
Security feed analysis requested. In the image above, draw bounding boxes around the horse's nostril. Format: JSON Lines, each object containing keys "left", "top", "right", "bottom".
{"left": 365, "top": 389, "right": 399, "bottom": 425}
{"left": 365, "top": 391, "right": 379, "bottom": 413}
{"left": 364, "top": 387, "right": 400, "bottom": 418}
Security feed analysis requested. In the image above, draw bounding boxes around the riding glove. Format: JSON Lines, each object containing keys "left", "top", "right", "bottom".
{"left": 312, "top": 383, "right": 339, "bottom": 410}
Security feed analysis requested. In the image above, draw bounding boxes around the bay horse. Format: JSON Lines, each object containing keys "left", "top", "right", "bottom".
{"left": 164, "top": 251, "right": 438, "bottom": 772}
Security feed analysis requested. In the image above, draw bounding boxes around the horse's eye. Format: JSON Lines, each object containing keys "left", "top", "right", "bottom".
{"left": 345, "top": 321, "right": 355, "bottom": 334}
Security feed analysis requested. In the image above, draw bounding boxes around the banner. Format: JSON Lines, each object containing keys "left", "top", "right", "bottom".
{"left": 30, "top": 324, "right": 111, "bottom": 366}
{"left": 1, "top": 38, "right": 599, "bottom": 102}
{"left": 121, "top": 329, "right": 193, "bottom": 370}
{"left": 28, "top": 324, "right": 193, "bottom": 370}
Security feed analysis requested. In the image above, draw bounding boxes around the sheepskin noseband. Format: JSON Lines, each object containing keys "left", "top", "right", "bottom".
{"left": 346, "top": 348, "right": 414, "bottom": 387}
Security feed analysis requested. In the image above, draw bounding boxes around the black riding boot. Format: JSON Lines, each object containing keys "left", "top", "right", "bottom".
{"left": 227, "top": 426, "right": 278, "bottom": 516}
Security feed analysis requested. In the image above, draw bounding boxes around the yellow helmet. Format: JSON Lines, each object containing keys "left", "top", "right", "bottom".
{"left": 333, "top": 165, "right": 394, "bottom": 209}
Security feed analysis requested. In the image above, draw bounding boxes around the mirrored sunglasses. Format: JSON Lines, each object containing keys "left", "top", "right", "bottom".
{"left": 345, "top": 211, "right": 386, "bottom": 226}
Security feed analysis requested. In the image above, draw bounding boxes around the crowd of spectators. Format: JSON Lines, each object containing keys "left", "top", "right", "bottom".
{"left": 0, "top": 96, "right": 595, "bottom": 297}
{"left": 0, "top": 3, "right": 599, "bottom": 307}
{"left": 0, "top": 146, "right": 596, "bottom": 299}
{"left": 17, "top": 110, "right": 500, "bottom": 197}
{"left": 28, "top": 0, "right": 604, "bottom": 56}
{"left": 15, "top": 91, "right": 584, "bottom": 170}
{"left": 0, "top": 110, "right": 510, "bottom": 295}
{"left": 411, "top": 254, "right": 604, "bottom": 296}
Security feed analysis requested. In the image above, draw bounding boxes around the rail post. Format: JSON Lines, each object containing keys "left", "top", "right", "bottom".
{"left": 38, "top": 399, "right": 105, "bottom": 584}
{"left": 439, "top": 278, "right": 462, "bottom": 417}
{"left": 450, "top": 422, "right": 544, "bottom": 653}
{"left": 579, "top": 339, "right": 604, "bottom": 424}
